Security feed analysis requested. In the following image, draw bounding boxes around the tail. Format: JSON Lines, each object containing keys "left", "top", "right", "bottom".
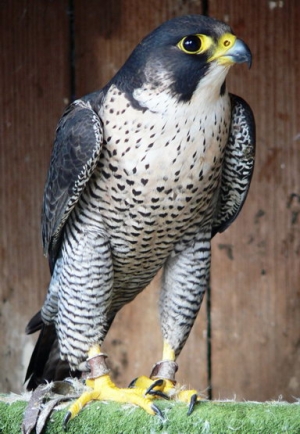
{"left": 25, "top": 311, "right": 77, "bottom": 390}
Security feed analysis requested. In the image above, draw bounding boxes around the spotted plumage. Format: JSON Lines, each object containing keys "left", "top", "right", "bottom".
{"left": 25, "top": 14, "right": 255, "bottom": 393}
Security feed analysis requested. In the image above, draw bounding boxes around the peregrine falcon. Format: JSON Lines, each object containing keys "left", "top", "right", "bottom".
{"left": 25, "top": 14, "right": 255, "bottom": 423}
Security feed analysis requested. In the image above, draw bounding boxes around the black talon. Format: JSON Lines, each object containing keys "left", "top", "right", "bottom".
{"left": 151, "top": 404, "right": 165, "bottom": 420}
{"left": 148, "top": 379, "right": 164, "bottom": 389}
{"left": 145, "top": 379, "right": 162, "bottom": 395}
{"left": 63, "top": 411, "right": 72, "bottom": 431}
{"left": 145, "top": 379, "right": 169, "bottom": 400}
{"left": 147, "top": 389, "right": 170, "bottom": 399}
{"left": 187, "top": 393, "right": 198, "bottom": 416}
{"left": 128, "top": 377, "right": 138, "bottom": 388}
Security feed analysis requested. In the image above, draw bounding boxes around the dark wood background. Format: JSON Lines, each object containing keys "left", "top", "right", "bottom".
{"left": 1, "top": 0, "right": 299, "bottom": 402}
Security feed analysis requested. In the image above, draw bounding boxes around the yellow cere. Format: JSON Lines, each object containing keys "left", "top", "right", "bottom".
{"left": 208, "top": 33, "right": 237, "bottom": 64}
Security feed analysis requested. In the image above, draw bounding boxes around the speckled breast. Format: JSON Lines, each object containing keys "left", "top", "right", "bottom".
{"left": 81, "top": 86, "right": 231, "bottom": 272}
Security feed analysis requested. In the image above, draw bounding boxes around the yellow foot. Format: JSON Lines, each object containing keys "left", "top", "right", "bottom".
{"left": 129, "top": 375, "right": 201, "bottom": 415}
{"left": 64, "top": 374, "right": 162, "bottom": 427}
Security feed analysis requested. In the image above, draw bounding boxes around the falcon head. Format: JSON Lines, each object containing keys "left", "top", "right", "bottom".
{"left": 114, "top": 15, "right": 252, "bottom": 103}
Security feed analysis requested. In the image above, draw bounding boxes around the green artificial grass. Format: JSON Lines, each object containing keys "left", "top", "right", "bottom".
{"left": 0, "top": 396, "right": 299, "bottom": 434}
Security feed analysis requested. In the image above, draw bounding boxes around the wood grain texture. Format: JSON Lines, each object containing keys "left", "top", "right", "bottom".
{"left": 73, "top": 0, "right": 204, "bottom": 95}
{"left": 0, "top": 0, "right": 70, "bottom": 392}
{"left": 209, "top": 0, "right": 300, "bottom": 401}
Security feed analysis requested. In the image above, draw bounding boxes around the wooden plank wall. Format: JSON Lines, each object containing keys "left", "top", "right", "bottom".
{"left": 0, "top": 0, "right": 299, "bottom": 404}
{"left": 210, "top": 0, "right": 300, "bottom": 401}
{"left": 0, "top": 0, "right": 70, "bottom": 391}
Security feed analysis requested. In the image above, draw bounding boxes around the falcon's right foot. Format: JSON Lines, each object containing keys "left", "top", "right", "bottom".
{"left": 64, "top": 346, "right": 163, "bottom": 428}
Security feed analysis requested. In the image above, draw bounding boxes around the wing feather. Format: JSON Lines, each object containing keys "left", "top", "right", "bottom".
{"left": 212, "top": 94, "right": 255, "bottom": 237}
{"left": 42, "top": 95, "right": 104, "bottom": 270}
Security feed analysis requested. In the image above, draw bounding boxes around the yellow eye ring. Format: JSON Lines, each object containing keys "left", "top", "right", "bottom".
{"left": 177, "top": 35, "right": 203, "bottom": 54}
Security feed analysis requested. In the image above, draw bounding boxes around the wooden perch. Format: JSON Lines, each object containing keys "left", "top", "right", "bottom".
{"left": 0, "top": 396, "right": 300, "bottom": 434}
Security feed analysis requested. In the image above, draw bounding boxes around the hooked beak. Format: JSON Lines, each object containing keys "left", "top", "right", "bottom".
{"left": 208, "top": 36, "right": 252, "bottom": 69}
{"left": 222, "top": 38, "right": 252, "bottom": 68}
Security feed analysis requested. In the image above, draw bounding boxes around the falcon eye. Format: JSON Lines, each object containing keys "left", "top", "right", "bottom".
{"left": 182, "top": 35, "right": 202, "bottom": 53}
{"left": 177, "top": 35, "right": 203, "bottom": 54}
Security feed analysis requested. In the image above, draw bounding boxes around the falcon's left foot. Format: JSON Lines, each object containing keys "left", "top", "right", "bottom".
{"left": 129, "top": 360, "right": 202, "bottom": 415}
